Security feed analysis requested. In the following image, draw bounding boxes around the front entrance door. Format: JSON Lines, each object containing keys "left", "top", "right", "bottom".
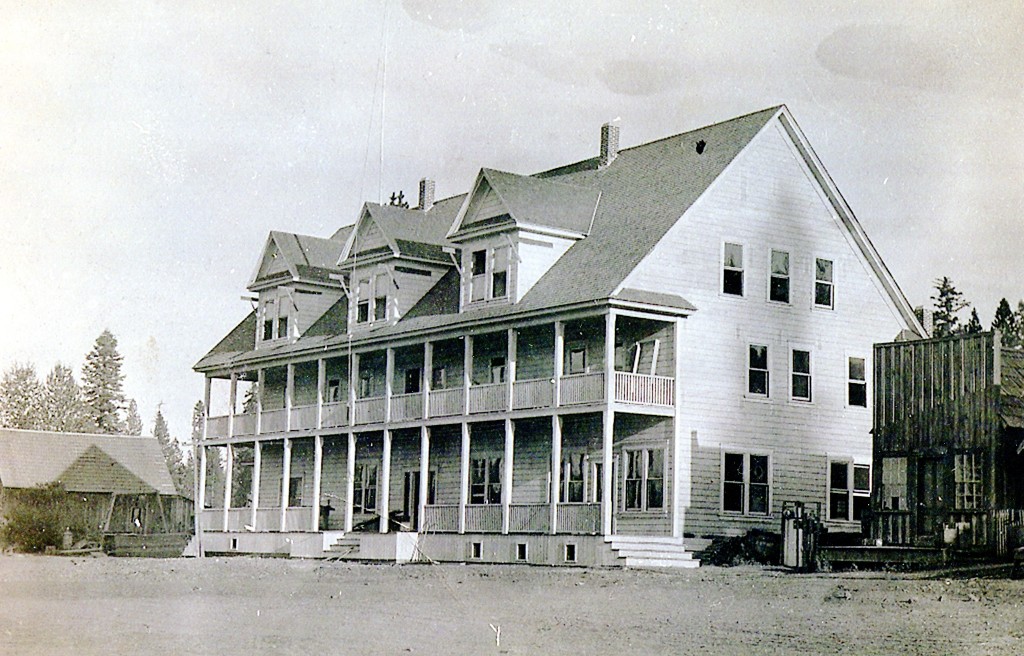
{"left": 402, "top": 470, "right": 435, "bottom": 531}
{"left": 915, "top": 457, "right": 945, "bottom": 543}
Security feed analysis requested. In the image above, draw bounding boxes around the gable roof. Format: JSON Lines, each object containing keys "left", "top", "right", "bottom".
{"left": 1000, "top": 348, "right": 1024, "bottom": 431}
{"left": 0, "top": 429, "right": 178, "bottom": 495}
{"left": 341, "top": 199, "right": 463, "bottom": 264}
{"left": 249, "top": 231, "right": 346, "bottom": 289}
{"left": 448, "top": 168, "right": 601, "bottom": 239}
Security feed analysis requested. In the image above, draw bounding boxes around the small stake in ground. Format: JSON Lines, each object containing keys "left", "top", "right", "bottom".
{"left": 489, "top": 624, "right": 501, "bottom": 648}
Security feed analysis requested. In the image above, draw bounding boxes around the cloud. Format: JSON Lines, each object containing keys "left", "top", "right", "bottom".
{"left": 596, "top": 58, "right": 686, "bottom": 96}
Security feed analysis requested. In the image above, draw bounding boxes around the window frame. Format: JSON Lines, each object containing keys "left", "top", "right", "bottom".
{"left": 954, "top": 452, "right": 983, "bottom": 510}
{"left": 288, "top": 475, "right": 304, "bottom": 508}
{"left": 747, "top": 344, "right": 770, "bottom": 398}
{"left": 721, "top": 450, "right": 772, "bottom": 516}
{"left": 469, "top": 454, "right": 503, "bottom": 505}
{"left": 814, "top": 257, "right": 835, "bottom": 309}
{"left": 622, "top": 447, "right": 666, "bottom": 512}
{"left": 560, "top": 451, "right": 588, "bottom": 503}
{"left": 768, "top": 248, "right": 790, "bottom": 304}
{"left": 790, "top": 348, "right": 812, "bottom": 402}
{"left": 827, "top": 459, "right": 870, "bottom": 522}
{"left": 722, "top": 241, "right": 745, "bottom": 297}
{"left": 847, "top": 356, "right": 867, "bottom": 408}
{"left": 567, "top": 343, "right": 588, "bottom": 375}
{"left": 880, "top": 456, "right": 907, "bottom": 510}
{"left": 353, "top": 462, "right": 378, "bottom": 514}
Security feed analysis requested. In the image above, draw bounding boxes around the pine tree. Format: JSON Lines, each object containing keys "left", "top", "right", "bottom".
{"left": 153, "top": 408, "right": 188, "bottom": 495}
{"left": 992, "top": 298, "right": 1019, "bottom": 348}
{"left": 0, "top": 363, "right": 45, "bottom": 430}
{"left": 963, "top": 308, "right": 983, "bottom": 335}
{"left": 41, "top": 363, "right": 92, "bottom": 433}
{"left": 931, "top": 277, "right": 969, "bottom": 337}
{"left": 180, "top": 400, "right": 206, "bottom": 501}
{"left": 82, "top": 330, "right": 127, "bottom": 434}
{"left": 125, "top": 399, "right": 143, "bottom": 436}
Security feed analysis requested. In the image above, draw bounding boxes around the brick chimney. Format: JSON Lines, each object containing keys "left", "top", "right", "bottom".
{"left": 600, "top": 123, "right": 619, "bottom": 166}
{"left": 418, "top": 178, "right": 435, "bottom": 211}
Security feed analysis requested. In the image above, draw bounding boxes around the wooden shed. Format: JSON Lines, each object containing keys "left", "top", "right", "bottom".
{"left": 0, "top": 428, "right": 192, "bottom": 543}
{"left": 871, "top": 332, "right": 1024, "bottom": 554}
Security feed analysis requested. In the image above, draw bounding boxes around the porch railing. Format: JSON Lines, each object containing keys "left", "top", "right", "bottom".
{"left": 353, "top": 396, "right": 386, "bottom": 425}
{"left": 614, "top": 372, "right": 675, "bottom": 407}
{"left": 390, "top": 392, "right": 424, "bottom": 421}
{"left": 224, "top": 508, "right": 249, "bottom": 531}
{"left": 422, "top": 504, "right": 460, "bottom": 533}
{"left": 513, "top": 379, "right": 553, "bottom": 410}
{"left": 321, "top": 401, "right": 349, "bottom": 428}
{"left": 254, "top": 508, "right": 280, "bottom": 532}
{"left": 469, "top": 383, "right": 508, "bottom": 414}
{"left": 199, "top": 509, "right": 221, "bottom": 531}
{"left": 207, "top": 415, "right": 230, "bottom": 439}
{"left": 261, "top": 408, "right": 287, "bottom": 434}
{"left": 509, "top": 503, "right": 550, "bottom": 533}
{"left": 556, "top": 503, "right": 601, "bottom": 534}
{"left": 464, "top": 504, "right": 502, "bottom": 532}
{"left": 284, "top": 507, "right": 315, "bottom": 532}
{"left": 560, "top": 373, "right": 605, "bottom": 405}
{"left": 289, "top": 404, "right": 317, "bottom": 431}
{"left": 234, "top": 412, "right": 257, "bottom": 436}
{"left": 428, "top": 388, "right": 464, "bottom": 417}
{"left": 870, "top": 510, "right": 912, "bottom": 545}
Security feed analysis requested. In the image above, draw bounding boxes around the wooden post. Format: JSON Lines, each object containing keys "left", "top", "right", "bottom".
{"left": 349, "top": 353, "right": 360, "bottom": 427}
{"left": 502, "top": 418, "right": 514, "bottom": 534}
{"left": 256, "top": 369, "right": 265, "bottom": 435}
{"left": 312, "top": 434, "right": 323, "bottom": 531}
{"left": 280, "top": 437, "right": 291, "bottom": 532}
{"left": 228, "top": 373, "right": 238, "bottom": 438}
{"left": 463, "top": 335, "right": 473, "bottom": 415}
{"left": 507, "top": 328, "right": 517, "bottom": 411}
{"left": 418, "top": 425, "right": 430, "bottom": 532}
{"left": 380, "top": 430, "right": 392, "bottom": 533}
{"left": 197, "top": 445, "right": 207, "bottom": 550}
{"left": 317, "top": 359, "right": 326, "bottom": 430}
{"left": 423, "top": 341, "right": 433, "bottom": 419}
{"left": 222, "top": 444, "right": 233, "bottom": 532}
{"left": 385, "top": 347, "right": 395, "bottom": 423}
{"left": 251, "top": 440, "right": 261, "bottom": 531}
{"left": 602, "top": 409, "right": 614, "bottom": 537}
{"left": 550, "top": 414, "right": 562, "bottom": 535}
{"left": 554, "top": 322, "right": 564, "bottom": 407}
{"left": 459, "top": 422, "right": 470, "bottom": 534}
{"left": 285, "top": 364, "right": 295, "bottom": 431}
{"left": 672, "top": 318, "right": 685, "bottom": 540}
{"left": 345, "top": 432, "right": 356, "bottom": 532}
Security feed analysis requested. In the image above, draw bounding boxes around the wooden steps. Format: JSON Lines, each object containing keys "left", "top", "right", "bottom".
{"left": 606, "top": 535, "right": 700, "bottom": 569}
{"left": 327, "top": 534, "right": 361, "bottom": 559}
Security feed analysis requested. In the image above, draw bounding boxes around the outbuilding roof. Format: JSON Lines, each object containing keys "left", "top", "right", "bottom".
{"left": 0, "top": 429, "right": 178, "bottom": 495}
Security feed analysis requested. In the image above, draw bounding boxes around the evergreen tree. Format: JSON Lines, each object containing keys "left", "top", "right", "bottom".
{"left": 180, "top": 400, "right": 206, "bottom": 501}
{"left": 0, "top": 363, "right": 45, "bottom": 430}
{"left": 125, "top": 399, "right": 143, "bottom": 436}
{"left": 153, "top": 408, "right": 188, "bottom": 495}
{"left": 230, "top": 445, "right": 254, "bottom": 508}
{"left": 931, "top": 277, "right": 969, "bottom": 337}
{"left": 41, "top": 363, "right": 92, "bottom": 433}
{"left": 963, "top": 308, "right": 983, "bottom": 335}
{"left": 992, "top": 298, "right": 1019, "bottom": 348}
{"left": 82, "top": 330, "right": 126, "bottom": 434}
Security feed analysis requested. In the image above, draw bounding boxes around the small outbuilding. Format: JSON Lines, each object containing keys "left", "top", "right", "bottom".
{"left": 871, "top": 331, "right": 1024, "bottom": 555}
{"left": 0, "top": 428, "right": 192, "bottom": 550}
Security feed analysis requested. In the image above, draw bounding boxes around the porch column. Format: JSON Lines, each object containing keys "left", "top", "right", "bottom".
{"left": 423, "top": 341, "right": 433, "bottom": 419}
{"left": 317, "top": 359, "right": 326, "bottom": 429}
{"left": 222, "top": 444, "right": 233, "bottom": 532}
{"left": 418, "top": 425, "right": 430, "bottom": 531}
{"left": 280, "top": 437, "right": 291, "bottom": 532}
{"left": 348, "top": 353, "right": 359, "bottom": 427}
{"left": 285, "top": 364, "right": 295, "bottom": 431}
{"left": 553, "top": 322, "right": 564, "bottom": 407}
{"left": 311, "top": 434, "right": 323, "bottom": 531}
{"left": 380, "top": 430, "right": 392, "bottom": 533}
{"left": 501, "top": 418, "right": 514, "bottom": 534}
{"left": 385, "top": 348, "right": 395, "bottom": 423}
{"left": 197, "top": 444, "right": 207, "bottom": 523}
{"left": 603, "top": 311, "right": 616, "bottom": 536}
{"left": 459, "top": 422, "right": 470, "bottom": 534}
{"left": 550, "top": 415, "right": 562, "bottom": 535}
{"left": 256, "top": 369, "right": 265, "bottom": 435}
{"left": 228, "top": 373, "right": 238, "bottom": 438}
{"left": 463, "top": 336, "right": 473, "bottom": 415}
{"left": 672, "top": 318, "right": 685, "bottom": 540}
{"left": 507, "top": 328, "right": 517, "bottom": 411}
{"left": 250, "top": 440, "right": 261, "bottom": 531}
{"left": 198, "top": 377, "right": 210, "bottom": 557}
{"left": 345, "top": 432, "right": 356, "bottom": 532}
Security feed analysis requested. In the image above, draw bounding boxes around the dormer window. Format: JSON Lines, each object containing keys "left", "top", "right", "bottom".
{"left": 471, "top": 250, "right": 487, "bottom": 302}
{"left": 259, "top": 298, "right": 290, "bottom": 343}
{"left": 467, "top": 245, "right": 511, "bottom": 304}
{"left": 356, "top": 278, "right": 370, "bottom": 323}
{"left": 492, "top": 247, "right": 509, "bottom": 298}
{"left": 277, "top": 314, "right": 289, "bottom": 339}
{"left": 373, "top": 273, "right": 388, "bottom": 321}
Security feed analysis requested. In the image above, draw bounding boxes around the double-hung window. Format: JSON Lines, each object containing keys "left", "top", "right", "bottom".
{"left": 470, "top": 250, "right": 487, "bottom": 302}
{"left": 815, "top": 258, "right": 834, "bottom": 308}
{"left": 470, "top": 456, "right": 502, "bottom": 504}
{"left": 404, "top": 368, "right": 421, "bottom": 394}
{"left": 954, "top": 452, "right": 982, "bottom": 510}
{"left": 723, "top": 452, "right": 770, "bottom": 515}
{"left": 567, "top": 343, "right": 587, "bottom": 375}
{"left": 828, "top": 461, "right": 870, "bottom": 521}
{"left": 769, "top": 249, "right": 790, "bottom": 303}
{"left": 354, "top": 463, "right": 378, "bottom": 513}
{"left": 491, "top": 247, "right": 509, "bottom": 298}
{"left": 723, "top": 242, "right": 744, "bottom": 296}
{"left": 262, "top": 299, "right": 276, "bottom": 341}
{"left": 356, "top": 278, "right": 371, "bottom": 323}
{"left": 490, "top": 357, "right": 507, "bottom": 384}
{"left": 373, "top": 273, "right": 388, "bottom": 321}
{"left": 560, "top": 452, "right": 586, "bottom": 503}
{"left": 748, "top": 345, "right": 769, "bottom": 397}
{"left": 624, "top": 448, "right": 664, "bottom": 511}
{"left": 791, "top": 349, "right": 812, "bottom": 402}
{"left": 848, "top": 357, "right": 867, "bottom": 407}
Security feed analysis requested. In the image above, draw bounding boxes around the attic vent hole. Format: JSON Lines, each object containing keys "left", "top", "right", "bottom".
{"left": 696, "top": 140, "right": 706, "bottom": 155}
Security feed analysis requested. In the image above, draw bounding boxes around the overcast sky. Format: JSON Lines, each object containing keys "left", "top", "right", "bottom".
{"left": 2, "top": 1, "right": 1022, "bottom": 444}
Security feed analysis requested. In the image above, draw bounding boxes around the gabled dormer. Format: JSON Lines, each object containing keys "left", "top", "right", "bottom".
{"left": 248, "top": 230, "right": 347, "bottom": 349}
{"left": 339, "top": 188, "right": 457, "bottom": 331}
{"left": 447, "top": 168, "right": 600, "bottom": 310}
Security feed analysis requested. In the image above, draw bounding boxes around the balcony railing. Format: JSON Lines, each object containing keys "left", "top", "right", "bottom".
{"left": 614, "top": 372, "right": 675, "bottom": 407}
{"left": 428, "top": 388, "right": 463, "bottom": 417}
{"left": 235, "top": 412, "right": 257, "bottom": 436}
{"left": 422, "top": 504, "right": 460, "bottom": 533}
{"left": 254, "top": 508, "right": 280, "bottom": 532}
{"left": 224, "top": 508, "right": 249, "bottom": 531}
{"left": 289, "top": 404, "right": 317, "bottom": 431}
{"left": 509, "top": 503, "right": 550, "bottom": 533}
{"left": 283, "top": 507, "right": 315, "bottom": 532}
{"left": 261, "top": 408, "right": 287, "bottom": 434}
{"left": 464, "top": 504, "right": 502, "bottom": 532}
{"left": 321, "top": 401, "right": 349, "bottom": 428}
{"left": 353, "top": 396, "right": 386, "bottom": 425}
{"left": 556, "top": 503, "right": 601, "bottom": 534}
{"left": 469, "top": 383, "right": 508, "bottom": 414}
{"left": 560, "top": 373, "right": 605, "bottom": 405}
{"left": 390, "top": 392, "right": 424, "bottom": 422}
{"left": 207, "top": 415, "right": 230, "bottom": 439}
{"left": 513, "top": 379, "right": 553, "bottom": 410}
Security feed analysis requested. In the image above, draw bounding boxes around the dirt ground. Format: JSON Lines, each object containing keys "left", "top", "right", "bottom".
{"left": 0, "top": 554, "right": 1021, "bottom": 655}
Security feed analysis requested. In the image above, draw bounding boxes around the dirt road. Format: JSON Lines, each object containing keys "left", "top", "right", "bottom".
{"left": 0, "top": 554, "right": 1021, "bottom": 655}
